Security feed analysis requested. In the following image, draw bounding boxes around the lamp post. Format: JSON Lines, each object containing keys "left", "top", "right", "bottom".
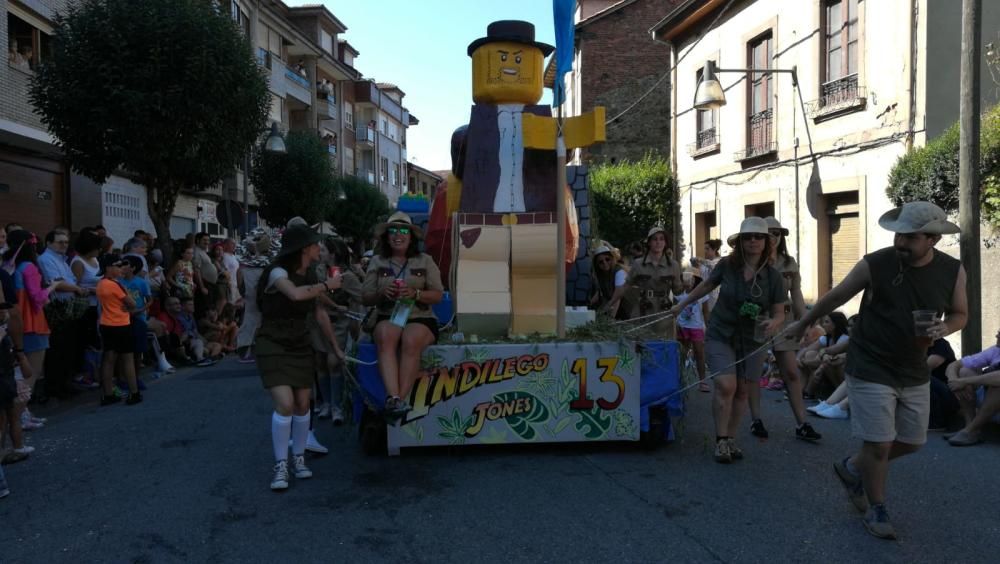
{"left": 243, "top": 122, "right": 286, "bottom": 235}
{"left": 692, "top": 61, "right": 814, "bottom": 261}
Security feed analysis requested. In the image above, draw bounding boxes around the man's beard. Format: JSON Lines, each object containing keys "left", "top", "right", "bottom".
{"left": 895, "top": 246, "right": 922, "bottom": 264}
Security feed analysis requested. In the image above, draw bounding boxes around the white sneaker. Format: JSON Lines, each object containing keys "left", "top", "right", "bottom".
{"left": 270, "top": 460, "right": 289, "bottom": 491}
{"left": 13, "top": 446, "right": 35, "bottom": 454}
{"left": 292, "top": 454, "right": 313, "bottom": 479}
{"left": 305, "top": 431, "right": 328, "bottom": 454}
{"left": 819, "top": 404, "right": 850, "bottom": 419}
{"left": 316, "top": 403, "right": 331, "bottom": 419}
{"left": 331, "top": 406, "right": 345, "bottom": 426}
{"left": 806, "top": 401, "right": 830, "bottom": 415}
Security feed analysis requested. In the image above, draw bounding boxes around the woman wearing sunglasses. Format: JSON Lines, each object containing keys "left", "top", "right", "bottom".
{"left": 589, "top": 245, "right": 629, "bottom": 319}
{"left": 743, "top": 217, "right": 822, "bottom": 442}
{"left": 671, "top": 217, "right": 786, "bottom": 463}
{"left": 362, "top": 212, "right": 444, "bottom": 416}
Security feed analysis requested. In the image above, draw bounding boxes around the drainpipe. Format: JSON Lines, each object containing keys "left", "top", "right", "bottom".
{"left": 907, "top": 0, "right": 919, "bottom": 151}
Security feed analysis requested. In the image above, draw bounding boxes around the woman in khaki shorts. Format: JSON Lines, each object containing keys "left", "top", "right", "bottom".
{"left": 671, "top": 218, "right": 787, "bottom": 463}
{"left": 745, "top": 217, "right": 822, "bottom": 442}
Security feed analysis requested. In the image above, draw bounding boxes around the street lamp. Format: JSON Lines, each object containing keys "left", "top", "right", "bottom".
{"left": 693, "top": 60, "right": 799, "bottom": 111}
{"left": 243, "top": 122, "right": 287, "bottom": 235}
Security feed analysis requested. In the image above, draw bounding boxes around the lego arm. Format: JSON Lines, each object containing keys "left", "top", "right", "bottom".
{"left": 522, "top": 107, "right": 607, "bottom": 150}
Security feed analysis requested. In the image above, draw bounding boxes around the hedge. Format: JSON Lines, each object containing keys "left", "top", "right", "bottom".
{"left": 591, "top": 155, "right": 676, "bottom": 249}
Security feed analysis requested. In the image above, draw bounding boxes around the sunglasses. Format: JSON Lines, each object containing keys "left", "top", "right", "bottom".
{"left": 768, "top": 230, "right": 783, "bottom": 237}
{"left": 387, "top": 226, "right": 411, "bottom": 236}
{"left": 741, "top": 233, "right": 767, "bottom": 241}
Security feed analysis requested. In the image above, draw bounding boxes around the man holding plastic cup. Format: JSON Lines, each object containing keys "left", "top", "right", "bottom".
{"left": 790, "top": 201, "right": 967, "bottom": 540}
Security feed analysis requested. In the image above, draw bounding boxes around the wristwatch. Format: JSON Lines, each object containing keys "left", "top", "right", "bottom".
{"left": 415, "top": 289, "right": 422, "bottom": 303}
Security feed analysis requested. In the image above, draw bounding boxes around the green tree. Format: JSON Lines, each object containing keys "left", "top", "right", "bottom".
{"left": 30, "top": 0, "right": 270, "bottom": 258}
{"left": 252, "top": 131, "right": 338, "bottom": 226}
{"left": 887, "top": 104, "right": 1000, "bottom": 228}
{"left": 590, "top": 155, "right": 676, "bottom": 248}
{"left": 326, "top": 175, "right": 391, "bottom": 246}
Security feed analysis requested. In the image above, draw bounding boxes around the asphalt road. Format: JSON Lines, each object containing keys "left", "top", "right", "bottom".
{"left": 2, "top": 358, "right": 998, "bottom": 563}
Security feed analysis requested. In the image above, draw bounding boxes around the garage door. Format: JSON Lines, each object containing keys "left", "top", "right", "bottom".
{"left": 829, "top": 213, "right": 859, "bottom": 288}
{"left": 0, "top": 150, "right": 64, "bottom": 235}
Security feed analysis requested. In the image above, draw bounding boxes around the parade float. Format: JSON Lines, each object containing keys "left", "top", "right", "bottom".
{"left": 352, "top": 13, "right": 682, "bottom": 456}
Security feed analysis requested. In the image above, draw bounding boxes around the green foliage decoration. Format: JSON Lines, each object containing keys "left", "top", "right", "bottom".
{"left": 29, "top": 0, "right": 270, "bottom": 258}
{"left": 590, "top": 154, "right": 676, "bottom": 248}
{"left": 887, "top": 104, "right": 1000, "bottom": 228}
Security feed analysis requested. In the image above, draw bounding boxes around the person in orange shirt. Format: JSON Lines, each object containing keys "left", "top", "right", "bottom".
{"left": 96, "top": 255, "right": 139, "bottom": 406}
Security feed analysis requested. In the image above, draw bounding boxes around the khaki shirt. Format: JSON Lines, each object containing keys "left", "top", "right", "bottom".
{"left": 362, "top": 253, "right": 444, "bottom": 320}
{"left": 627, "top": 254, "right": 683, "bottom": 299}
{"left": 772, "top": 254, "right": 800, "bottom": 314}
{"left": 193, "top": 247, "right": 219, "bottom": 284}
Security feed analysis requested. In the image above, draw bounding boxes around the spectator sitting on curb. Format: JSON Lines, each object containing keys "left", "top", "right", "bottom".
{"left": 943, "top": 329, "right": 1000, "bottom": 446}
{"left": 157, "top": 297, "right": 216, "bottom": 367}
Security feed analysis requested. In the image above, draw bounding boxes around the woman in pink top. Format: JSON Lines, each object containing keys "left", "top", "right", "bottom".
{"left": 3, "top": 231, "right": 51, "bottom": 403}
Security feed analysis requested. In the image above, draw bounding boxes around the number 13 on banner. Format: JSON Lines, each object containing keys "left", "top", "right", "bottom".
{"left": 569, "top": 357, "right": 624, "bottom": 411}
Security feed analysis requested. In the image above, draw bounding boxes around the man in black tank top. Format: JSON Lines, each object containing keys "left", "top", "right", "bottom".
{"left": 791, "top": 202, "right": 968, "bottom": 540}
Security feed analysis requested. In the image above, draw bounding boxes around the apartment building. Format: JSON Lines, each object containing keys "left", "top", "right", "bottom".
{"left": 651, "top": 0, "right": 1000, "bottom": 305}
{"left": 407, "top": 162, "right": 443, "bottom": 200}
{"left": 0, "top": 0, "right": 417, "bottom": 240}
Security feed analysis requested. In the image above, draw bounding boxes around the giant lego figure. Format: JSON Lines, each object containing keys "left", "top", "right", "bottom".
{"left": 427, "top": 20, "right": 604, "bottom": 337}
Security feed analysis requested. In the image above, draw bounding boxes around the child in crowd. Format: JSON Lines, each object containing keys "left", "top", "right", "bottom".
{"left": 96, "top": 255, "right": 141, "bottom": 406}
{"left": 177, "top": 297, "right": 222, "bottom": 363}
{"left": 120, "top": 256, "right": 152, "bottom": 376}
{"left": 677, "top": 268, "right": 710, "bottom": 392}
{"left": 198, "top": 306, "right": 237, "bottom": 353}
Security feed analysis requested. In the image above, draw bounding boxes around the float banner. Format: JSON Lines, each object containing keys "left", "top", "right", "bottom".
{"left": 388, "top": 341, "right": 640, "bottom": 452}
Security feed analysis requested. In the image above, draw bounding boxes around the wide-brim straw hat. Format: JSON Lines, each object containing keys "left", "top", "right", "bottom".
{"left": 763, "top": 216, "right": 789, "bottom": 236}
{"left": 727, "top": 217, "right": 771, "bottom": 247}
{"left": 276, "top": 224, "right": 324, "bottom": 259}
{"left": 878, "top": 201, "right": 960, "bottom": 235}
{"left": 375, "top": 211, "right": 423, "bottom": 239}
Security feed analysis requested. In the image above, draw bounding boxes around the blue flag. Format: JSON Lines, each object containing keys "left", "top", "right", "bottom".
{"left": 552, "top": 0, "right": 575, "bottom": 107}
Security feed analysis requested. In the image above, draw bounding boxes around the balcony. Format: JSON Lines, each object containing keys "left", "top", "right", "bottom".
{"left": 687, "top": 128, "right": 720, "bottom": 157}
{"left": 284, "top": 64, "right": 311, "bottom": 105}
{"left": 356, "top": 126, "right": 376, "bottom": 147}
{"left": 734, "top": 109, "right": 776, "bottom": 162}
{"left": 806, "top": 74, "right": 867, "bottom": 121}
{"left": 256, "top": 48, "right": 286, "bottom": 97}
{"left": 318, "top": 96, "right": 337, "bottom": 120}
{"left": 327, "top": 144, "right": 337, "bottom": 157}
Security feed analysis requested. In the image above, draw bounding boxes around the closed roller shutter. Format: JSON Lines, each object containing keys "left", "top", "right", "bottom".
{"left": 829, "top": 213, "right": 859, "bottom": 287}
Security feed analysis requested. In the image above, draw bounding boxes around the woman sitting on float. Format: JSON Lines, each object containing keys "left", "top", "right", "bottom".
{"left": 362, "top": 212, "right": 444, "bottom": 416}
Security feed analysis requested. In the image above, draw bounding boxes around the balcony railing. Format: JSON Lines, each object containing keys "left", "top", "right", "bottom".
{"left": 357, "top": 168, "right": 376, "bottom": 185}
{"left": 734, "top": 109, "right": 776, "bottom": 161}
{"left": 356, "top": 126, "right": 376, "bottom": 146}
{"left": 806, "top": 74, "right": 867, "bottom": 118}
{"left": 284, "top": 64, "right": 311, "bottom": 105}
{"left": 318, "top": 97, "right": 337, "bottom": 120}
{"left": 688, "top": 128, "right": 720, "bottom": 156}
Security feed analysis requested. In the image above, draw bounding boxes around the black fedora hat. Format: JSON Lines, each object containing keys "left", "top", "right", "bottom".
{"left": 276, "top": 224, "right": 324, "bottom": 259}
{"left": 467, "top": 20, "right": 554, "bottom": 57}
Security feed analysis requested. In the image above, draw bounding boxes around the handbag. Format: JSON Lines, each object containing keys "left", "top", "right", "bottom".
{"left": 43, "top": 296, "right": 89, "bottom": 328}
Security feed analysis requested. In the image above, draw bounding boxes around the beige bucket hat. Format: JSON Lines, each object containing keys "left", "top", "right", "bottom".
{"left": 727, "top": 216, "right": 771, "bottom": 247}
{"left": 878, "top": 201, "right": 960, "bottom": 235}
{"left": 763, "top": 216, "right": 789, "bottom": 236}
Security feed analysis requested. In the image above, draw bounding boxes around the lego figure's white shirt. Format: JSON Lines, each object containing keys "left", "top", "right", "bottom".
{"left": 494, "top": 104, "right": 526, "bottom": 213}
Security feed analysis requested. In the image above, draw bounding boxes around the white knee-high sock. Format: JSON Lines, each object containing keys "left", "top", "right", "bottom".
{"left": 271, "top": 412, "right": 292, "bottom": 462}
{"left": 291, "top": 413, "right": 311, "bottom": 456}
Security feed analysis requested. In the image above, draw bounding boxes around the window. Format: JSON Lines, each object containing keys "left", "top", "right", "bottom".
{"left": 7, "top": 12, "right": 52, "bottom": 72}
{"left": 391, "top": 163, "right": 399, "bottom": 187}
{"left": 345, "top": 103, "right": 354, "bottom": 129}
{"left": 381, "top": 118, "right": 388, "bottom": 136}
{"left": 744, "top": 31, "right": 774, "bottom": 158}
{"left": 693, "top": 61, "right": 718, "bottom": 153}
{"left": 320, "top": 30, "right": 334, "bottom": 55}
{"left": 380, "top": 157, "right": 389, "bottom": 183}
{"left": 821, "top": 0, "right": 861, "bottom": 108}
{"left": 344, "top": 147, "right": 355, "bottom": 175}
{"left": 230, "top": 1, "right": 249, "bottom": 35}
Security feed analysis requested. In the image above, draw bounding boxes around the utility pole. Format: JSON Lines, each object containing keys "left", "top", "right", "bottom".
{"left": 959, "top": 0, "right": 982, "bottom": 356}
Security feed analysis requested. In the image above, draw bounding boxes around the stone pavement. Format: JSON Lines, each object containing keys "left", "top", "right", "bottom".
{"left": 2, "top": 358, "right": 998, "bottom": 563}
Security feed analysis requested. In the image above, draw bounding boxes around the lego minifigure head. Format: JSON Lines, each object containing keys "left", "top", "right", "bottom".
{"left": 468, "top": 21, "right": 553, "bottom": 105}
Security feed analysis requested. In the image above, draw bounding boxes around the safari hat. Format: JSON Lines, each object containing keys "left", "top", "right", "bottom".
{"left": 592, "top": 245, "right": 613, "bottom": 257}
{"left": 763, "top": 216, "right": 789, "bottom": 236}
{"left": 646, "top": 225, "right": 668, "bottom": 240}
{"left": 375, "top": 211, "right": 423, "bottom": 239}
{"left": 878, "top": 201, "right": 960, "bottom": 235}
{"left": 727, "top": 217, "right": 770, "bottom": 247}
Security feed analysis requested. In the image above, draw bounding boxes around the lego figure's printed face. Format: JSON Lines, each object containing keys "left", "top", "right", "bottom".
{"left": 471, "top": 41, "right": 544, "bottom": 104}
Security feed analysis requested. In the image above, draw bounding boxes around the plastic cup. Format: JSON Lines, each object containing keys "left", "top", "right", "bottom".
{"left": 912, "top": 310, "right": 939, "bottom": 347}
{"left": 754, "top": 314, "right": 770, "bottom": 343}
